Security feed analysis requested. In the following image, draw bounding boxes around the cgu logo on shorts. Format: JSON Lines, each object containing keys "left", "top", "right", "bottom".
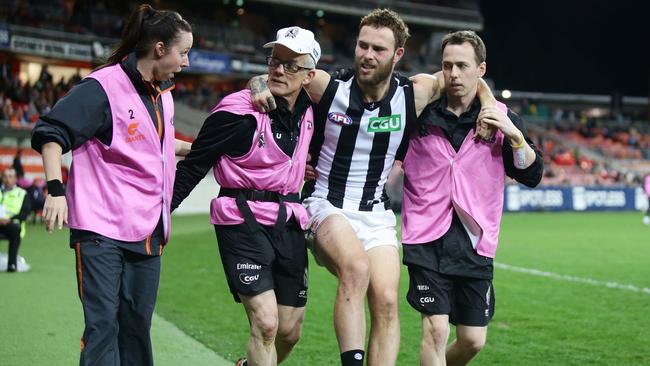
{"left": 328, "top": 112, "right": 353, "bottom": 126}
{"left": 126, "top": 122, "right": 146, "bottom": 143}
{"left": 239, "top": 273, "right": 260, "bottom": 285}
{"left": 368, "top": 114, "right": 402, "bottom": 133}
{"left": 420, "top": 296, "right": 435, "bottom": 303}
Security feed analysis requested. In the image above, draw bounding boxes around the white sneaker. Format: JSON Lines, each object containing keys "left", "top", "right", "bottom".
{"left": 16, "top": 256, "right": 31, "bottom": 272}
{"left": 0, "top": 252, "right": 30, "bottom": 272}
{"left": 643, "top": 216, "right": 650, "bottom": 225}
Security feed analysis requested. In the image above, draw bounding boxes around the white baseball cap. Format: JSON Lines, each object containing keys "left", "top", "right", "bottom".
{"left": 264, "top": 26, "right": 321, "bottom": 65}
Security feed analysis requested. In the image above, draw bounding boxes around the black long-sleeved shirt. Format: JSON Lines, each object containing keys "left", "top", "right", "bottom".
{"left": 171, "top": 90, "right": 312, "bottom": 212}
{"left": 403, "top": 95, "right": 544, "bottom": 279}
{"left": 30, "top": 53, "right": 174, "bottom": 255}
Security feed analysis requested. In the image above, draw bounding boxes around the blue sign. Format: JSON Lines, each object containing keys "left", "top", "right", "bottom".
{"left": 187, "top": 50, "right": 230, "bottom": 74}
{"left": 505, "top": 185, "right": 569, "bottom": 211}
{"left": 504, "top": 185, "right": 644, "bottom": 212}
{"left": 0, "top": 24, "right": 9, "bottom": 49}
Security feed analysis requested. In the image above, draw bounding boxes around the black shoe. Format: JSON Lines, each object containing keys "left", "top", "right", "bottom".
{"left": 7, "top": 264, "right": 17, "bottom": 272}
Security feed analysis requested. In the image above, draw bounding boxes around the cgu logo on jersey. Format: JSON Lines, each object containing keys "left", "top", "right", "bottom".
{"left": 239, "top": 273, "right": 260, "bottom": 285}
{"left": 126, "top": 122, "right": 146, "bottom": 143}
{"left": 368, "top": 114, "right": 402, "bottom": 133}
{"left": 328, "top": 112, "right": 353, "bottom": 126}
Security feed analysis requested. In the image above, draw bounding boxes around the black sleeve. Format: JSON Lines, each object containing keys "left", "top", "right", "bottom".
{"left": 503, "top": 111, "right": 544, "bottom": 188}
{"left": 13, "top": 193, "right": 31, "bottom": 222}
{"left": 329, "top": 67, "right": 354, "bottom": 81}
{"left": 396, "top": 77, "right": 417, "bottom": 162}
{"left": 171, "top": 111, "right": 257, "bottom": 211}
{"left": 31, "top": 78, "right": 112, "bottom": 153}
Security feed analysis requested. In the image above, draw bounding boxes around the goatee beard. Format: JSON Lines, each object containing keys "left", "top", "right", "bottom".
{"left": 354, "top": 60, "right": 393, "bottom": 87}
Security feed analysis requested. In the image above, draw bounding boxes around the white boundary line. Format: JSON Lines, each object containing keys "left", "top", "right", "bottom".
{"left": 495, "top": 262, "right": 650, "bottom": 295}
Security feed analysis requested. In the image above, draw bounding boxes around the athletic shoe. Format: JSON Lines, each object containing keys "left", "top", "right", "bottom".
{"left": 235, "top": 358, "right": 247, "bottom": 366}
{"left": 643, "top": 216, "right": 650, "bottom": 225}
{"left": 0, "top": 252, "right": 30, "bottom": 272}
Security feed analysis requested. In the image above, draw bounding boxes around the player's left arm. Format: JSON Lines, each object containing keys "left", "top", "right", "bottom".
{"left": 476, "top": 79, "right": 496, "bottom": 107}
{"left": 474, "top": 79, "right": 498, "bottom": 139}
{"left": 410, "top": 71, "right": 444, "bottom": 116}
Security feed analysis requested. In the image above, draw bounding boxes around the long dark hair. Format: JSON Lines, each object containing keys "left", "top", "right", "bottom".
{"left": 106, "top": 4, "right": 192, "bottom": 65}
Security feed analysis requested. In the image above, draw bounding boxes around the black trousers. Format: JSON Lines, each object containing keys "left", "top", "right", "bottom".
{"left": 74, "top": 238, "right": 161, "bottom": 366}
{"left": 0, "top": 222, "right": 21, "bottom": 271}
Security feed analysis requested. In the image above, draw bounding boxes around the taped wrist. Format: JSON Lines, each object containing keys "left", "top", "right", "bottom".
{"left": 512, "top": 145, "right": 528, "bottom": 169}
{"left": 47, "top": 179, "right": 65, "bottom": 197}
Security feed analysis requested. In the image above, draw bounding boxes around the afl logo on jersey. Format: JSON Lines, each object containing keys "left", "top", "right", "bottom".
{"left": 328, "top": 112, "right": 353, "bottom": 126}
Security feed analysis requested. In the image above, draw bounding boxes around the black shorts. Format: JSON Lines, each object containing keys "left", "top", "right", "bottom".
{"left": 405, "top": 263, "right": 495, "bottom": 326}
{"left": 214, "top": 221, "right": 308, "bottom": 307}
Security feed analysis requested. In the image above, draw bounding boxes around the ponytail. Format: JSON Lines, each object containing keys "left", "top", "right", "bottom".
{"left": 105, "top": 4, "right": 191, "bottom": 65}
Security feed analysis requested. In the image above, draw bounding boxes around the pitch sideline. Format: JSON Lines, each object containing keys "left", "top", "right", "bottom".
{"left": 495, "top": 262, "right": 650, "bottom": 295}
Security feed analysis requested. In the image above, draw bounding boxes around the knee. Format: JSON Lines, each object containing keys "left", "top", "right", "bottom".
{"left": 372, "top": 288, "right": 399, "bottom": 317}
{"left": 457, "top": 333, "right": 486, "bottom": 355}
{"left": 422, "top": 317, "right": 450, "bottom": 350}
{"left": 4, "top": 223, "right": 20, "bottom": 236}
{"left": 277, "top": 317, "right": 304, "bottom": 347}
{"left": 87, "top": 318, "right": 119, "bottom": 342}
{"left": 339, "top": 258, "right": 370, "bottom": 291}
{"left": 252, "top": 311, "right": 279, "bottom": 344}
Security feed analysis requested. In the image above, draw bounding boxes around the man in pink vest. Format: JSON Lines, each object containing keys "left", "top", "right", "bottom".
{"left": 401, "top": 31, "right": 543, "bottom": 366}
{"left": 171, "top": 27, "right": 319, "bottom": 366}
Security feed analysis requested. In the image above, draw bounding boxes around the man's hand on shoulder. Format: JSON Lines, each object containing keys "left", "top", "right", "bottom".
{"left": 248, "top": 75, "right": 276, "bottom": 113}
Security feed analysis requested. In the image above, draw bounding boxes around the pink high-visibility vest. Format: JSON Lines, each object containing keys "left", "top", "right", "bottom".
{"left": 67, "top": 64, "right": 176, "bottom": 242}
{"left": 402, "top": 102, "right": 508, "bottom": 258}
{"left": 210, "top": 90, "right": 313, "bottom": 229}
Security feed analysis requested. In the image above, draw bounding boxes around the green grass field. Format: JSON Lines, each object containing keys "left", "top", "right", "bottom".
{"left": 2, "top": 212, "right": 649, "bottom": 365}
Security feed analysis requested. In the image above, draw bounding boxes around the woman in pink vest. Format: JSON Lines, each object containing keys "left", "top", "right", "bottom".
{"left": 400, "top": 31, "right": 543, "bottom": 366}
{"left": 171, "top": 27, "right": 319, "bottom": 366}
{"left": 31, "top": 5, "right": 192, "bottom": 365}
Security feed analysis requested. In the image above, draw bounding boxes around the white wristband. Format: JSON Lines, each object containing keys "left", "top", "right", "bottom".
{"left": 513, "top": 145, "right": 527, "bottom": 169}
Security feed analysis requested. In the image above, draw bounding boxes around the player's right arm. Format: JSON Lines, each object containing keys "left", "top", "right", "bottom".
{"left": 248, "top": 70, "right": 331, "bottom": 112}
{"left": 411, "top": 71, "right": 444, "bottom": 117}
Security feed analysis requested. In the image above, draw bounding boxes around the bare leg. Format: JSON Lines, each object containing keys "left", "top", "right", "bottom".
{"left": 446, "top": 325, "right": 487, "bottom": 366}
{"left": 314, "top": 214, "right": 369, "bottom": 353}
{"left": 275, "top": 304, "right": 305, "bottom": 363}
{"left": 366, "top": 245, "right": 401, "bottom": 366}
{"left": 420, "top": 314, "right": 450, "bottom": 366}
{"left": 241, "top": 290, "right": 279, "bottom": 366}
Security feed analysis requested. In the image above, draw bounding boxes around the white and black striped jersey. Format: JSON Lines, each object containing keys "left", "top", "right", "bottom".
{"left": 303, "top": 71, "right": 416, "bottom": 211}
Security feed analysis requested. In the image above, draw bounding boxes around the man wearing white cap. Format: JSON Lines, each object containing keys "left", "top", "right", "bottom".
{"left": 171, "top": 26, "right": 319, "bottom": 366}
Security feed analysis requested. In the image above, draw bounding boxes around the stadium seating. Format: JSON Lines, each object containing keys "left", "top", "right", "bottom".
{"left": 1, "top": 0, "right": 647, "bottom": 189}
